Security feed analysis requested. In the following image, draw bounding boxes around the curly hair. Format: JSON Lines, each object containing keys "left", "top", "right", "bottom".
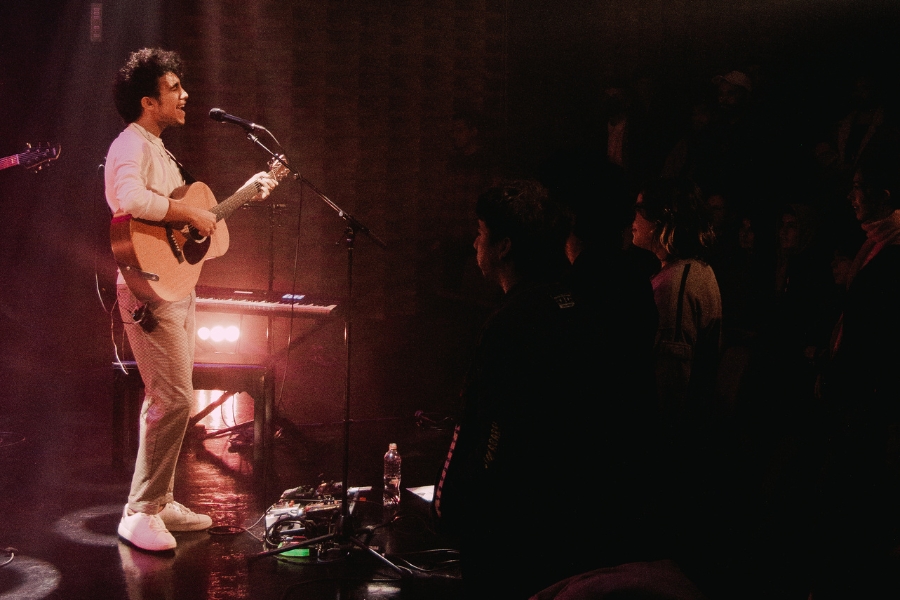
{"left": 113, "top": 48, "right": 184, "bottom": 124}
{"left": 638, "top": 177, "right": 715, "bottom": 260}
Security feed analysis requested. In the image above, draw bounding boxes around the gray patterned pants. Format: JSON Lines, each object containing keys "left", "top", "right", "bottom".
{"left": 117, "top": 284, "right": 196, "bottom": 514}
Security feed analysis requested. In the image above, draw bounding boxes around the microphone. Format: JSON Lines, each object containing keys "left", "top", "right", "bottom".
{"left": 209, "top": 108, "right": 265, "bottom": 132}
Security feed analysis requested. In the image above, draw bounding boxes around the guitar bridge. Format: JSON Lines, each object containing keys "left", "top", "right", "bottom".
{"left": 165, "top": 225, "right": 185, "bottom": 263}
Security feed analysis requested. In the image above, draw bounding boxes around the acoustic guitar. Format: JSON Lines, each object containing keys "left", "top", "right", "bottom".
{"left": 110, "top": 156, "right": 292, "bottom": 303}
{"left": 0, "top": 143, "right": 61, "bottom": 172}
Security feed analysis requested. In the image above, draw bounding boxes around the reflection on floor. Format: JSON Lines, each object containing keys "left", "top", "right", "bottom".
{"left": 0, "top": 365, "right": 463, "bottom": 600}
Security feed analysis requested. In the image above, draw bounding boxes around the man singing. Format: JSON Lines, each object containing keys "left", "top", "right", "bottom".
{"left": 106, "top": 47, "right": 277, "bottom": 552}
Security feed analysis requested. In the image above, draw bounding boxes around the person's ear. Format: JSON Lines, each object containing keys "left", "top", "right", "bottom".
{"left": 141, "top": 96, "right": 157, "bottom": 112}
{"left": 497, "top": 237, "right": 512, "bottom": 261}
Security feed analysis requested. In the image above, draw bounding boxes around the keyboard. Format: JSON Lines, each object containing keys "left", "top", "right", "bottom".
{"left": 195, "top": 286, "right": 337, "bottom": 318}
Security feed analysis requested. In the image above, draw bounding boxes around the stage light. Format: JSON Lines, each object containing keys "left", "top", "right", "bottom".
{"left": 53, "top": 503, "right": 121, "bottom": 547}
{"left": 197, "top": 324, "right": 241, "bottom": 343}
{"left": 0, "top": 555, "right": 61, "bottom": 598}
{"left": 195, "top": 312, "right": 273, "bottom": 356}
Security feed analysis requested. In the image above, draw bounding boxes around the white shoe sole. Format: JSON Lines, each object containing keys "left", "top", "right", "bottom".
{"left": 118, "top": 521, "right": 176, "bottom": 551}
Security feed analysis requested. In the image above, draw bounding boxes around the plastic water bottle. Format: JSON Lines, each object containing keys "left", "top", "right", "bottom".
{"left": 383, "top": 443, "right": 401, "bottom": 507}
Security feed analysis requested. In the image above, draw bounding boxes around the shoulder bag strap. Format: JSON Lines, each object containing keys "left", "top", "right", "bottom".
{"left": 674, "top": 262, "right": 691, "bottom": 343}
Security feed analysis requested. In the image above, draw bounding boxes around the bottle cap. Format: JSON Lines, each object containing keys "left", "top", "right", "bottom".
{"left": 388, "top": 443, "right": 397, "bottom": 451}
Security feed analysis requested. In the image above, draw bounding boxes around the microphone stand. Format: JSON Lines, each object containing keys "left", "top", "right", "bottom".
{"left": 240, "top": 130, "right": 402, "bottom": 575}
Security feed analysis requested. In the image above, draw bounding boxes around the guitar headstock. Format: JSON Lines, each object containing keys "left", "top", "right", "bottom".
{"left": 20, "top": 143, "right": 61, "bottom": 172}
{"left": 267, "top": 154, "right": 294, "bottom": 182}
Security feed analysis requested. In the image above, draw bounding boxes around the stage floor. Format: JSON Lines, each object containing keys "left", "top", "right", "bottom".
{"left": 6, "top": 342, "right": 899, "bottom": 599}
{"left": 0, "top": 363, "right": 463, "bottom": 600}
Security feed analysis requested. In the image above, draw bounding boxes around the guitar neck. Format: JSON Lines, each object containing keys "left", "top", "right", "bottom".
{"left": 0, "top": 154, "right": 20, "bottom": 171}
{"left": 0, "top": 144, "right": 60, "bottom": 172}
{"left": 211, "top": 182, "right": 259, "bottom": 222}
{"left": 209, "top": 154, "right": 292, "bottom": 222}
{"left": 210, "top": 166, "right": 278, "bottom": 222}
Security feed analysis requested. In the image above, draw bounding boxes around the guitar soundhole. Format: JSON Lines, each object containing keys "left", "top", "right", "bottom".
{"left": 182, "top": 237, "right": 211, "bottom": 265}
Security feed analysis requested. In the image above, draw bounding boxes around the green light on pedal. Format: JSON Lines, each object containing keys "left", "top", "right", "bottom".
{"left": 280, "top": 548, "right": 310, "bottom": 558}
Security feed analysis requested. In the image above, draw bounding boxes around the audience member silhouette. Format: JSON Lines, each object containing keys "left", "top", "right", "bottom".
{"left": 661, "top": 97, "right": 719, "bottom": 185}
{"left": 538, "top": 150, "right": 664, "bottom": 563}
{"left": 529, "top": 559, "right": 704, "bottom": 600}
{"left": 811, "top": 146, "right": 900, "bottom": 599}
{"left": 759, "top": 202, "right": 837, "bottom": 413}
{"left": 704, "top": 69, "right": 787, "bottom": 224}
{"left": 596, "top": 77, "right": 666, "bottom": 193}
{"left": 829, "top": 71, "right": 897, "bottom": 180}
{"left": 431, "top": 179, "right": 601, "bottom": 599}
{"left": 723, "top": 201, "right": 846, "bottom": 596}
{"left": 704, "top": 190, "right": 770, "bottom": 348}
{"left": 421, "top": 59, "right": 900, "bottom": 600}
{"left": 632, "top": 177, "right": 723, "bottom": 414}
{"left": 811, "top": 69, "right": 900, "bottom": 251}
{"left": 630, "top": 176, "right": 734, "bottom": 594}
{"left": 536, "top": 150, "right": 659, "bottom": 396}
{"left": 421, "top": 109, "right": 504, "bottom": 308}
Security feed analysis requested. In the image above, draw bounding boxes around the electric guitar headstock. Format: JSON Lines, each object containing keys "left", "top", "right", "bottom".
{"left": 18, "top": 143, "right": 61, "bottom": 172}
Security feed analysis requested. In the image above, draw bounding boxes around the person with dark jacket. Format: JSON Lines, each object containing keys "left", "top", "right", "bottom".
{"left": 432, "top": 179, "right": 614, "bottom": 599}
{"left": 812, "top": 146, "right": 900, "bottom": 599}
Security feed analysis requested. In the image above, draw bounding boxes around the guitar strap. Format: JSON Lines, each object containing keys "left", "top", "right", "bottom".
{"left": 160, "top": 148, "right": 192, "bottom": 264}
{"left": 164, "top": 148, "right": 197, "bottom": 185}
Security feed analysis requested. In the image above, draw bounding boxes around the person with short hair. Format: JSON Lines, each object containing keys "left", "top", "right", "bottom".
{"left": 432, "top": 179, "right": 599, "bottom": 598}
{"left": 812, "top": 146, "right": 900, "bottom": 599}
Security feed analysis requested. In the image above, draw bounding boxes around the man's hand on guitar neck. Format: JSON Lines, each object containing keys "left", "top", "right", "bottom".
{"left": 160, "top": 172, "right": 277, "bottom": 237}
{"left": 244, "top": 171, "right": 278, "bottom": 202}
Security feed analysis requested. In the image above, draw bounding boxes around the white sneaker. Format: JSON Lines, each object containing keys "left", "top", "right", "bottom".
{"left": 158, "top": 501, "right": 213, "bottom": 532}
{"left": 118, "top": 507, "right": 176, "bottom": 551}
